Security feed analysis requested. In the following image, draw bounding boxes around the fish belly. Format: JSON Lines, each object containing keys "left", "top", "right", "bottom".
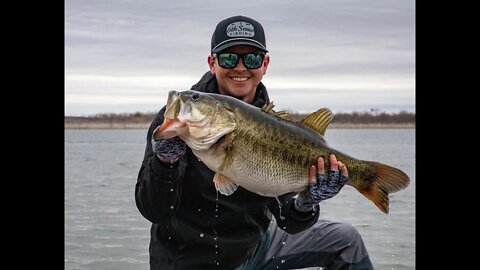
{"left": 194, "top": 147, "right": 309, "bottom": 197}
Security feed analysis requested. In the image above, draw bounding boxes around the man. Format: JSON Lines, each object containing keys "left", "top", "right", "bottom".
{"left": 135, "top": 15, "right": 374, "bottom": 270}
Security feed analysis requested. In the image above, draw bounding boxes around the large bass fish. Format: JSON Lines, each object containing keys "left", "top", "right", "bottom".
{"left": 153, "top": 90, "right": 410, "bottom": 213}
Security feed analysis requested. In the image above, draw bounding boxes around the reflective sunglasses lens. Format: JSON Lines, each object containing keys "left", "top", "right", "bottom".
{"left": 218, "top": 53, "right": 239, "bottom": 69}
{"left": 243, "top": 54, "right": 264, "bottom": 69}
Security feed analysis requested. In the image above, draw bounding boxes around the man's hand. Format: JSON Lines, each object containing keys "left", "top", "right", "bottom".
{"left": 294, "top": 154, "right": 349, "bottom": 212}
{"left": 152, "top": 136, "right": 186, "bottom": 163}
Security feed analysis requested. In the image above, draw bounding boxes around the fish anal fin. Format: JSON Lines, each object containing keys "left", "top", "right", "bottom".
{"left": 299, "top": 108, "right": 333, "bottom": 136}
{"left": 213, "top": 173, "right": 238, "bottom": 195}
{"left": 354, "top": 161, "right": 410, "bottom": 214}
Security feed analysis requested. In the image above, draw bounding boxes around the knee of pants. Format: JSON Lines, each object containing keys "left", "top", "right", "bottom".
{"left": 331, "top": 222, "right": 361, "bottom": 246}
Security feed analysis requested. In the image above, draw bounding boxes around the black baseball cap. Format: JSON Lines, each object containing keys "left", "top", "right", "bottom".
{"left": 211, "top": 15, "right": 268, "bottom": 54}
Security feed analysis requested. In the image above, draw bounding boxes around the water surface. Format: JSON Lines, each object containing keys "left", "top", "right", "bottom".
{"left": 65, "top": 129, "right": 415, "bottom": 269}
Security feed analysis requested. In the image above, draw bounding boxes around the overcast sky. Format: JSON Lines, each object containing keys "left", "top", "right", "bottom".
{"left": 65, "top": 0, "right": 415, "bottom": 116}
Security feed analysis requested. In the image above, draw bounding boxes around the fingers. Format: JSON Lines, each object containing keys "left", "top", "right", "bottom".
{"left": 306, "top": 155, "right": 349, "bottom": 202}
{"left": 317, "top": 157, "right": 325, "bottom": 174}
{"left": 308, "top": 157, "right": 324, "bottom": 183}
{"left": 338, "top": 161, "right": 348, "bottom": 177}
{"left": 329, "top": 154, "right": 339, "bottom": 171}
{"left": 310, "top": 155, "right": 348, "bottom": 181}
{"left": 310, "top": 157, "right": 326, "bottom": 184}
{"left": 309, "top": 165, "right": 317, "bottom": 183}
{"left": 329, "top": 154, "right": 348, "bottom": 175}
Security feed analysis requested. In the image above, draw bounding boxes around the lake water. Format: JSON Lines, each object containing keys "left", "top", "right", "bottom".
{"left": 65, "top": 129, "right": 415, "bottom": 270}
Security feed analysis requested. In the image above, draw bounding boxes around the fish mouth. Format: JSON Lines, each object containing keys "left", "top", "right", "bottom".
{"left": 166, "top": 90, "right": 181, "bottom": 109}
{"left": 153, "top": 90, "right": 238, "bottom": 151}
{"left": 154, "top": 90, "right": 193, "bottom": 140}
{"left": 153, "top": 116, "right": 210, "bottom": 141}
{"left": 153, "top": 118, "right": 186, "bottom": 140}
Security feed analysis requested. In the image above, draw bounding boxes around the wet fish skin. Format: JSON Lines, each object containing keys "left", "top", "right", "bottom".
{"left": 154, "top": 90, "right": 410, "bottom": 214}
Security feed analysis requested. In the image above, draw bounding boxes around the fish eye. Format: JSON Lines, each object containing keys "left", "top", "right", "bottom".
{"left": 191, "top": 92, "right": 200, "bottom": 100}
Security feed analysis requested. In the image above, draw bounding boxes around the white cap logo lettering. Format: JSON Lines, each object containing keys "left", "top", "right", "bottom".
{"left": 226, "top": 21, "right": 255, "bottom": 37}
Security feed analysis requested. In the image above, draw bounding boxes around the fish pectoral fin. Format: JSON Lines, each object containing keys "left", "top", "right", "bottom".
{"left": 299, "top": 108, "right": 333, "bottom": 136}
{"left": 213, "top": 173, "right": 238, "bottom": 196}
{"left": 217, "top": 133, "right": 235, "bottom": 172}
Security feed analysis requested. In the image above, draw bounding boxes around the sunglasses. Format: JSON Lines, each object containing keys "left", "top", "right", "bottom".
{"left": 213, "top": 52, "right": 265, "bottom": 70}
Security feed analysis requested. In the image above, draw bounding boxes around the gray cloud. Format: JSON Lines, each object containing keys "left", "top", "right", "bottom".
{"left": 65, "top": 0, "right": 415, "bottom": 116}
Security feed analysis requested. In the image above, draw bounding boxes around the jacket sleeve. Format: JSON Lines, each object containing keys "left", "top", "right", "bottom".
{"left": 267, "top": 192, "right": 319, "bottom": 234}
{"left": 135, "top": 108, "right": 187, "bottom": 223}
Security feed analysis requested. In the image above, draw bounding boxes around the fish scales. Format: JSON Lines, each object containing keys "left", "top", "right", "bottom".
{"left": 231, "top": 107, "right": 318, "bottom": 191}
{"left": 154, "top": 90, "right": 410, "bottom": 213}
{"left": 231, "top": 105, "right": 370, "bottom": 192}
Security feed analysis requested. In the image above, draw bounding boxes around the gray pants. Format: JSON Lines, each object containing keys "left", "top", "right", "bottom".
{"left": 234, "top": 218, "right": 374, "bottom": 270}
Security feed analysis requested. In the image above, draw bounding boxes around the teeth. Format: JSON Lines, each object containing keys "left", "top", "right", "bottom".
{"left": 231, "top": 77, "right": 248, "bottom": 82}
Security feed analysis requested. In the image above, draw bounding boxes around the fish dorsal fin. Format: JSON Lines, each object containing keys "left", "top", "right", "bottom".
{"left": 213, "top": 173, "right": 238, "bottom": 195}
{"left": 272, "top": 110, "right": 293, "bottom": 121}
{"left": 299, "top": 108, "right": 333, "bottom": 136}
{"left": 261, "top": 102, "right": 293, "bottom": 121}
{"left": 261, "top": 102, "right": 275, "bottom": 113}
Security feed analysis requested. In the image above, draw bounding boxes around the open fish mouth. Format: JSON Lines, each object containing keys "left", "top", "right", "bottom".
{"left": 154, "top": 91, "right": 208, "bottom": 140}
{"left": 153, "top": 118, "right": 186, "bottom": 140}
{"left": 153, "top": 91, "right": 237, "bottom": 151}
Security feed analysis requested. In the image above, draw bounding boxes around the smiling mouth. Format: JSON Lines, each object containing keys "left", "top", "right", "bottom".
{"left": 231, "top": 77, "right": 249, "bottom": 82}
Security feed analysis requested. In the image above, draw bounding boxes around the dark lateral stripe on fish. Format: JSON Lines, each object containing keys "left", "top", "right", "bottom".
{"left": 236, "top": 123, "right": 309, "bottom": 167}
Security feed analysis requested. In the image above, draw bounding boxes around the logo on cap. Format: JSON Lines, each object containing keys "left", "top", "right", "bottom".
{"left": 226, "top": 21, "right": 255, "bottom": 37}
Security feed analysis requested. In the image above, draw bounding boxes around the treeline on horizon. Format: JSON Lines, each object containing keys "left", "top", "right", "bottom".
{"left": 65, "top": 110, "right": 415, "bottom": 124}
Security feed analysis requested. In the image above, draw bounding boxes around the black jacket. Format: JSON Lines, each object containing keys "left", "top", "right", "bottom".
{"left": 135, "top": 72, "right": 319, "bottom": 270}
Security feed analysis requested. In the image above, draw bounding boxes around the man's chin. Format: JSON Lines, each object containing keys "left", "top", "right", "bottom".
{"left": 227, "top": 91, "right": 249, "bottom": 101}
{"left": 221, "top": 85, "right": 255, "bottom": 101}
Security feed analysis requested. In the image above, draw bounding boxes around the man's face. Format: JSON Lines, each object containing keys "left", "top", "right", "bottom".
{"left": 208, "top": 45, "right": 270, "bottom": 104}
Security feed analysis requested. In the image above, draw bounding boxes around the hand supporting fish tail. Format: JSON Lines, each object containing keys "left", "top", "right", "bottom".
{"left": 152, "top": 136, "right": 187, "bottom": 163}
{"left": 294, "top": 155, "right": 349, "bottom": 212}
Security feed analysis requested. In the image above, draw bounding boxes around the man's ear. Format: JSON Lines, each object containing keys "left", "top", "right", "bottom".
{"left": 262, "top": 54, "right": 270, "bottom": 75}
{"left": 208, "top": 55, "right": 216, "bottom": 75}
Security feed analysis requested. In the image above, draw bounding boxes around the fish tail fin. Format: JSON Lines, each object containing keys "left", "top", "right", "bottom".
{"left": 357, "top": 161, "right": 410, "bottom": 214}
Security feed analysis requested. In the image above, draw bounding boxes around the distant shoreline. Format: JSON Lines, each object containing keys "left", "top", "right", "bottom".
{"left": 65, "top": 111, "right": 415, "bottom": 129}
{"left": 64, "top": 122, "right": 415, "bottom": 129}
